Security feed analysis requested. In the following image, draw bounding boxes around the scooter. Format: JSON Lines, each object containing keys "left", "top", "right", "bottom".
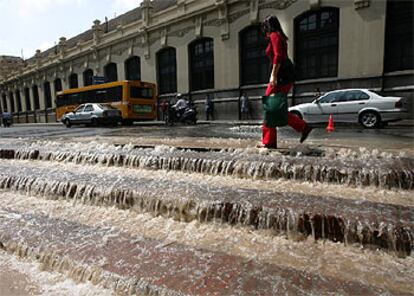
{"left": 165, "top": 105, "right": 197, "bottom": 126}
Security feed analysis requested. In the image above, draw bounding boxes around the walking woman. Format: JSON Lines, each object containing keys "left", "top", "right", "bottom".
{"left": 258, "top": 15, "right": 312, "bottom": 149}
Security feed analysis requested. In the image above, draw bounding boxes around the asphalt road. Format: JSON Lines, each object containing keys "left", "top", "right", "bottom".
{"left": 0, "top": 121, "right": 413, "bottom": 154}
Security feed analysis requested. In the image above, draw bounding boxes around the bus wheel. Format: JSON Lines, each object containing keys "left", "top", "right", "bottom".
{"left": 64, "top": 119, "right": 71, "bottom": 128}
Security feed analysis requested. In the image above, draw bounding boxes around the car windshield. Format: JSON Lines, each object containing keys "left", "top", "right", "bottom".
{"left": 74, "top": 105, "right": 84, "bottom": 112}
{"left": 98, "top": 104, "right": 117, "bottom": 110}
{"left": 317, "top": 91, "right": 345, "bottom": 103}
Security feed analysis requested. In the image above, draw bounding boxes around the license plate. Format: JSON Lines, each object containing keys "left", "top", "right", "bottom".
{"left": 133, "top": 105, "right": 152, "bottom": 113}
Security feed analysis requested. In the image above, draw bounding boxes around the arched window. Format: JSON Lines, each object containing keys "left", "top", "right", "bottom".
{"left": 43, "top": 81, "right": 52, "bottom": 108}
{"left": 83, "top": 69, "right": 94, "bottom": 86}
{"left": 32, "top": 85, "right": 40, "bottom": 110}
{"left": 9, "top": 92, "right": 15, "bottom": 113}
{"left": 125, "top": 56, "right": 141, "bottom": 81}
{"left": 69, "top": 73, "right": 78, "bottom": 89}
{"left": 24, "top": 87, "right": 32, "bottom": 111}
{"left": 157, "top": 48, "right": 177, "bottom": 94}
{"left": 15, "top": 90, "right": 22, "bottom": 112}
{"left": 104, "top": 63, "right": 118, "bottom": 82}
{"left": 240, "top": 25, "right": 269, "bottom": 85}
{"left": 384, "top": 0, "right": 413, "bottom": 72}
{"left": 189, "top": 38, "right": 214, "bottom": 91}
{"left": 54, "top": 78, "right": 62, "bottom": 93}
{"left": 294, "top": 8, "right": 339, "bottom": 80}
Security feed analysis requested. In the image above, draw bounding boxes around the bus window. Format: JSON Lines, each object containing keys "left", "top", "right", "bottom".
{"left": 87, "top": 90, "right": 97, "bottom": 103}
{"left": 131, "top": 86, "right": 154, "bottom": 99}
{"left": 70, "top": 93, "right": 80, "bottom": 105}
{"left": 106, "top": 86, "right": 123, "bottom": 102}
{"left": 95, "top": 87, "right": 122, "bottom": 103}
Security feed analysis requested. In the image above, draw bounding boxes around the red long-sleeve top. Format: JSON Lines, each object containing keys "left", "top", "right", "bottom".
{"left": 265, "top": 32, "right": 293, "bottom": 95}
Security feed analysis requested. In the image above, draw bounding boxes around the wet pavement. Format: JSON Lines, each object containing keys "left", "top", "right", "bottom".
{"left": 0, "top": 122, "right": 413, "bottom": 295}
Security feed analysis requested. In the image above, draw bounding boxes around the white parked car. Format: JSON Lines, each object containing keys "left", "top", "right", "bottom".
{"left": 289, "top": 89, "right": 407, "bottom": 128}
{"left": 62, "top": 103, "right": 122, "bottom": 127}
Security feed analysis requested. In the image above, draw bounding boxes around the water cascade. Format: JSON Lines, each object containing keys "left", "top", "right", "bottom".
{"left": 0, "top": 143, "right": 413, "bottom": 190}
{"left": 0, "top": 162, "right": 412, "bottom": 256}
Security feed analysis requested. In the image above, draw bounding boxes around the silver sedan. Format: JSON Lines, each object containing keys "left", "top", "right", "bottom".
{"left": 289, "top": 89, "right": 407, "bottom": 128}
{"left": 62, "top": 103, "right": 122, "bottom": 127}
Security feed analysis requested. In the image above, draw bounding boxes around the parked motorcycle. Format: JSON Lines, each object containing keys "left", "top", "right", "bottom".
{"left": 165, "top": 104, "right": 197, "bottom": 126}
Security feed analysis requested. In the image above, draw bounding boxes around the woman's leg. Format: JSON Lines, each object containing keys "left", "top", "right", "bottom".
{"left": 262, "top": 123, "right": 277, "bottom": 148}
{"left": 261, "top": 84, "right": 277, "bottom": 148}
{"left": 288, "top": 112, "right": 307, "bottom": 133}
{"left": 288, "top": 112, "right": 313, "bottom": 143}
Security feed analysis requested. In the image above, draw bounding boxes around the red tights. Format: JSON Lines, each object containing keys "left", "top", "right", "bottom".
{"left": 262, "top": 113, "right": 307, "bottom": 147}
{"left": 262, "top": 84, "right": 308, "bottom": 147}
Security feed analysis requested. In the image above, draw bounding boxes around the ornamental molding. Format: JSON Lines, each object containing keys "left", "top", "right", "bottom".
{"left": 228, "top": 9, "right": 250, "bottom": 24}
{"left": 260, "top": 0, "right": 297, "bottom": 10}
{"left": 128, "top": 39, "right": 135, "bottom": 56}
{"left": 250, "top": 0, "right": 259, "bottom": 23}
{"left": 195, "top": 16, "right": 203, "bottom": 38}
{"left": 160, "top": 28, "right": 168, "bottom": 47}
{"left": 354, "top": 0, "right": 370, "bottom": 10}
{"left": 169, "top": 25, "right": 193, "bottom": 38}
{"left": 105, "top": 47, "right": 112, "bottom": 63}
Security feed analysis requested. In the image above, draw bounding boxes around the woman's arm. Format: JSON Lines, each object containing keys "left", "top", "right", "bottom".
{"left": 270, "top": 63, "right": 281, "bottom": 87}
{"left": 269, "top": 32, "right": 284, "bottom": 87}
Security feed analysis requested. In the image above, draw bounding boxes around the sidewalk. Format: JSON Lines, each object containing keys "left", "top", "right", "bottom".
{"left": 9, "top": 119, "right": 414, "bottom": 128}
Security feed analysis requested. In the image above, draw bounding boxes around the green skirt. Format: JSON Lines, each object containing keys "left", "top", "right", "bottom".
{"left": 262, "top": 93, "right": 288, "bottom": 127}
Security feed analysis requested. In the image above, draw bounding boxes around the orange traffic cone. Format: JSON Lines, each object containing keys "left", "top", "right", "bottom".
{"left": 326, "top": 114, "right": 335, "bottom": 133}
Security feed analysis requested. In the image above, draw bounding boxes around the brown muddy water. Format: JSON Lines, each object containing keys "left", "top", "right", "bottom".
{"left": 0, "top": 139, "right": 412, "bottom": 295}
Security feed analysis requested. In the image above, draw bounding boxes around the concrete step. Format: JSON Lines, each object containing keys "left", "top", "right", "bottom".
{"left": 0, "top": 160, "right": 412, "bottom": 256}
{"left": 0, "top": 207, "right": 398, "bottom": 296}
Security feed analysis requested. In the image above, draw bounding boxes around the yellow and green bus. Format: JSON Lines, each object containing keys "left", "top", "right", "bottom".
{"left": 56, "top": 80, "right": 157, "bottom": 124}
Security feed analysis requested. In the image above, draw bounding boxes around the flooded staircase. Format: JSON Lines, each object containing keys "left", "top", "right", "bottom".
{"left": 0, "top": 140, "right": 413, "bottom": 295}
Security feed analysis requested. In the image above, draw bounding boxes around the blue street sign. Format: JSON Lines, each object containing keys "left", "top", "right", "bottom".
{"left": 92, "top": 76, "right": 106, "bottom": 85}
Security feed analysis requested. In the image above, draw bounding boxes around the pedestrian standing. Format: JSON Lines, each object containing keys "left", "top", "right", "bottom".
{"left": 205, "top": 94, "right": 214, "bottom": 121}
{"left": 160, "top": 99, "right": 169, "bottom": 121}
{"left": 258, "top": 15, "right": 312, "bottom": 149}
{"left": 240, "top": 92, "right": 250, "bottom": 120}
{"left": 314, "top": 87, "right": 321, "bottom": 100}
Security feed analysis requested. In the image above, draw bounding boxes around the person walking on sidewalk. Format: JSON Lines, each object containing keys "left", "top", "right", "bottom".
{"left": 160, "top": 99, "right": 169, "bottom": 121}
{"left": 205, "top": 94, "right": 214, "bottom": 121}
{"left": 258, "top": 15, "right": 312, "bottom": 149}
{"left": 240, "top": 92, "right": 250, "bottom": 120}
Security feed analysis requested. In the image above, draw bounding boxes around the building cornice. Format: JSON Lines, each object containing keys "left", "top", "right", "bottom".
{"left": 0, "top": 0, "right": 295, "bottom": 86}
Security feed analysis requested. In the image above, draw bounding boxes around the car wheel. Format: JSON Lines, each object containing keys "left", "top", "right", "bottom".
{"left": 359, "top": 111, "right": 380, "bottom": 129}
{"left": 64, "top": 118, "right": 71, "bottom": 128}
{"left": 91, "top": 118, "right": 98, "bottom": 127}
{"left": 291, "top": 111, "right": 303, "bottom": 120}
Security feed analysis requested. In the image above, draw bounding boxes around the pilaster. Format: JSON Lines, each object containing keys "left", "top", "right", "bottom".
{"left": 216, "top": 0, "right": 229, "bottom": 40}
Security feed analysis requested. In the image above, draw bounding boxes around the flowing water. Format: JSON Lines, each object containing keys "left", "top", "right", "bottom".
{"left": 1, "top": 141, "right": 413, "bottom": 189}
{"left": 0, "top": 139, "right": 412, "bottom": 295}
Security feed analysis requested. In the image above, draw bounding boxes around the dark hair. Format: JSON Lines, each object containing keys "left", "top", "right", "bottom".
{"left": 261, "top": 15, "right": 288, "bottom": 40}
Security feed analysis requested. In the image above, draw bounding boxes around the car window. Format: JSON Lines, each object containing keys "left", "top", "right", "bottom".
{"left": 318, "top": 91, "right": 344, "bottom": 103}
{"left": 84, "top": 105, "right": 94, "bottom": 112}
{"left": 74, "top": 105, "right": 85, "bottom": 112}
{"left": 341, "top": 90, "right": 370, "bottom": 102}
